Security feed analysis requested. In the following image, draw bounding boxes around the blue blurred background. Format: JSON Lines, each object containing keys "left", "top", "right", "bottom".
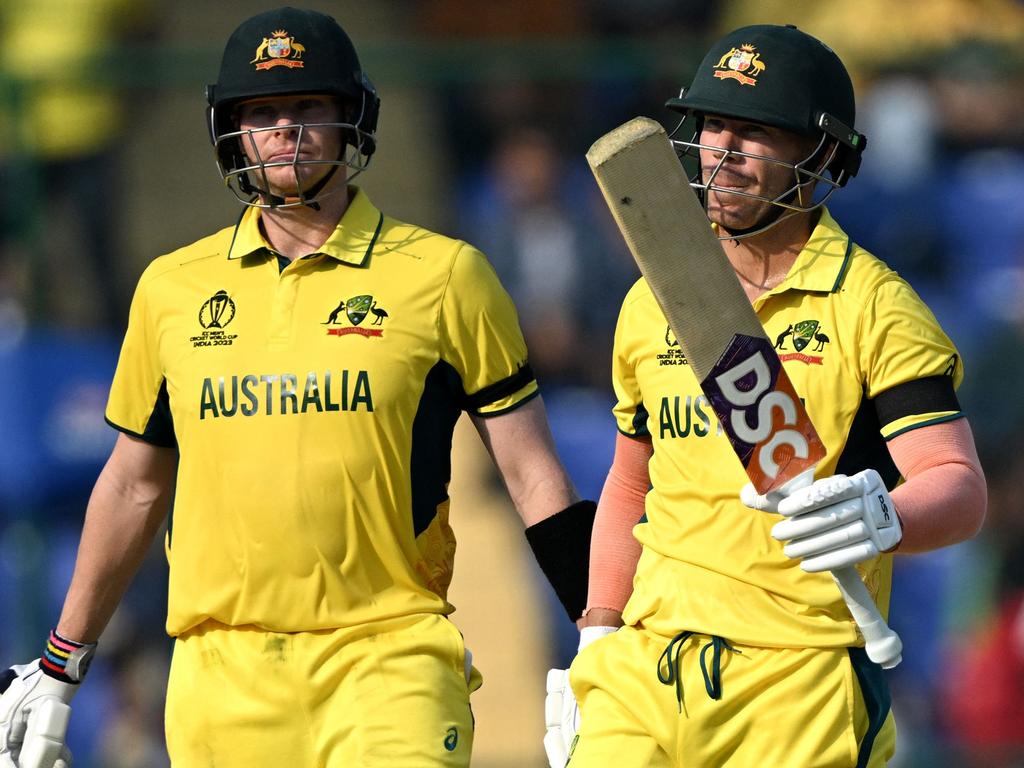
{"left": 2, "top": 1, "right": 1023, "bottom": 766}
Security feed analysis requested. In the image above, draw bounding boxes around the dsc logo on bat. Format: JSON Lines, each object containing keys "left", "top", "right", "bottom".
{"left": 703, "top": 334, "right": 825, "bottom": 493}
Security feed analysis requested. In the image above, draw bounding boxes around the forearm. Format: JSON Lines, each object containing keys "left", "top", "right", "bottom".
{"left": 890, "top": 461, "right": 986, "bottom": 553}
{"left": 888, "top": 418, "right": 987, "bottom": 554}
{"left": 471, "top": 398, "right": 578, "bottom": 525}
{"left": 58, "top": 437, "right": 175, "bottom": 642}
{"left": 505, "top": 452, "right": 579, "bottom": 526}
{"left": 583, "top": 433, "right": 650, "bottom": 625}
{"left": 473, "top": 398, "right": 592, "bottom": 620}
{"left": 584, "top": 495, "right": 642, "bottom": 621}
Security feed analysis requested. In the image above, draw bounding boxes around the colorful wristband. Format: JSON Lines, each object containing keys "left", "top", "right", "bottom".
{"left": 39, "top": 629, "right": 97, "bottom": 684}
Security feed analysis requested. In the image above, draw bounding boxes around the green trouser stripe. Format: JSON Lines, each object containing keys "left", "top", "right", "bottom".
{"left": 849, "top": 647, "right": 892, "bottom": 768}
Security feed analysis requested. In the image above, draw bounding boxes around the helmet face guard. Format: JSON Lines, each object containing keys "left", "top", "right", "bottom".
{"left": 665, "top": 24, "right": 866, "bottom": 238}
{"left": 667, "top": 109, "right": 862, "bottom": 239}
{"left": 206, "top": 8, "right": 380, "bottom": 209}
{"left": 210, "top": 88, "right": 378, "bottom": 209}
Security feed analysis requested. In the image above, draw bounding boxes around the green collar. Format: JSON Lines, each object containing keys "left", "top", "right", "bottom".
{"left": 784, "top": 208, "right": 854, "bottom": 294}
{"left": 227, "top": 186, "right": 384, "bottom": 267}
{"left": 748, "top": 208, "right": 854, "bottom": 310}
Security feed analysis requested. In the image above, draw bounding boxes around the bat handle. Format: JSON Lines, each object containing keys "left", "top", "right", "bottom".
{"left": 832, "top": 567, "right": 903, "bottom": 668}
{"left": 777, "top": 469, "right": 903, "bottom": 669}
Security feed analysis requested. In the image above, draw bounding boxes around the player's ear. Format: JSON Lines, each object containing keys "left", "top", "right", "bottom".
{"left": 796, "top": 136, "right": 838, "bottom": 203}
{"left": 820, "top": 138, "right": 845, "bottom": 179}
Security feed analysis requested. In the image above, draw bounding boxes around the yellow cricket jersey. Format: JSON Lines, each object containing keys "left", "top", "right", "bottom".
{"left": 613, "top": 208, "right": 962, "bottom": 648}
{"left": 106, "top": 187, "right": 538, "bottom": 636}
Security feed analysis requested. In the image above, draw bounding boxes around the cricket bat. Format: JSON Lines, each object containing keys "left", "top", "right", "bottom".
{"left": 587, "top": 116, "right": 902, "bottom": 669}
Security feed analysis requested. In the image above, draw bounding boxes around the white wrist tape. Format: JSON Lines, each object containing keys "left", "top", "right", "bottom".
{"left": 579, "top": 625, "right": 618, "bottom": 652}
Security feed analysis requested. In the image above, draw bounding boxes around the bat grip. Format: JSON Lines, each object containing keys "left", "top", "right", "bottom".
{"left": 777, "top": 468, "right": 903, "bottom": 670}
{"left": 832, "top": 567, "right": 903, "bottom": 669}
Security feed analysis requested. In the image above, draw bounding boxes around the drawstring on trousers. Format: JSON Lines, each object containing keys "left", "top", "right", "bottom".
{"left": 657, "top": 631, "right": 742, "bottom": 712}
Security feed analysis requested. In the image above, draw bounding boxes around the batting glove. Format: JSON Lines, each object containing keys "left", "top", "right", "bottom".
{"left": 741, "top": 468, "right": 902, "bottom": 573}
{"left": 0, "top": 662, "right": 78, "bottom": 768}
{"left": 543, "top": 625, "right": 616, "bottom": 768}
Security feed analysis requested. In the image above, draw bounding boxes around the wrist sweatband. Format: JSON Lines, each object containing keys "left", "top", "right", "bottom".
{"left": 525, "top": 500, "right": 597, "bottom": 622}
{"left": 40, "top": 629, "right": 98, "bottom": 684}
{"left": 579, "top": 625, "right": 618, "bottom": 651}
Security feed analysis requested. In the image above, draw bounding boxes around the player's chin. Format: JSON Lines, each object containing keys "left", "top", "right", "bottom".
{"left": 265, "top": 170, "right": 331, "bottom": 196}
{"left": 707, "top": 205, "right": 757, "bottom": 232}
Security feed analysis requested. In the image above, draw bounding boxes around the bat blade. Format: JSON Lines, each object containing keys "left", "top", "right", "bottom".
{"left": 586, "top": 116, "right": 825, "bottom": 494}
{"left": 587, "top": 117, "right": 902, "bottom": 668}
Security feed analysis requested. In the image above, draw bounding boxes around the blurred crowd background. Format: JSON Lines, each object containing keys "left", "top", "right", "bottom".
{"left": 1, "top": 1, "right": 1023, "bottom": 766}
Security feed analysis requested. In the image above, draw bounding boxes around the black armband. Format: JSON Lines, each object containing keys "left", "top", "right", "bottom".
{"left": 524, "top": 500, "right": 597, "bottom": 622}
{"left": 874, "top": 375, "right": 960, "bottom": 426}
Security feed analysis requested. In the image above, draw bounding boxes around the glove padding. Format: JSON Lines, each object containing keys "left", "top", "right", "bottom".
{"left": 741, "top": 468, "right": 902, "bottom": 573}
{"left": 543, "top": 668, "right": 577, "bottom": 768}
{"left": 0, "top": 663, "right": 76, "bottom": 768}
{"left": 544, "top": 626, "right": 617, "bottom": 768}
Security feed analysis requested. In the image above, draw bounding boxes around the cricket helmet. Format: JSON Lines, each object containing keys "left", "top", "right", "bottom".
{"left": 665, "top": 25, "right": 867, "bottom": 236}
{"left": 206, "top": 7, "right": 380, "bottom": 208}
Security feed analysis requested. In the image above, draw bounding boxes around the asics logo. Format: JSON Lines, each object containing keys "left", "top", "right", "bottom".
{"left": 444, "top": 727, "right": 458, "bottom": 751}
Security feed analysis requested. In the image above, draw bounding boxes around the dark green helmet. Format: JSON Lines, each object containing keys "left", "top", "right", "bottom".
{"left": 665, "top": 25, "right": 867, "bottom": 237}
{"left": 206, "top": 7, "right": 380, "bottom": 207}
{"left": 668, "top": 24, "right": 861, "bottom": 146}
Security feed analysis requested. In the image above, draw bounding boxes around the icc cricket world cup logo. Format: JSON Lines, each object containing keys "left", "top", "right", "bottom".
{"left": 199, "top": 290, "right": 236, "bottom": 329}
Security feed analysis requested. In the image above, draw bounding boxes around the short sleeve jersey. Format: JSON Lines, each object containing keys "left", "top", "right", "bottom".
{"left": 612, "top": 209, "right": 962, "bottom": 648}
{"left": 106, "top": 187, "right": 538, "bottom": 636}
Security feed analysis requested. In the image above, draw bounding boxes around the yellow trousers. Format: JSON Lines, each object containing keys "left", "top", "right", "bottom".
{"left": 569, "top": 625, "right": 896, "bottom": 767}
{"left": 165, "top": 613, "right": 480, "bottom": 767}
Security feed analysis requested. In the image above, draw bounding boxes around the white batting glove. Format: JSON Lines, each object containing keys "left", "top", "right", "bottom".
{"left": 0, "top": 663, "right": 76, "bottom": 768}
{"left": 741, "top": 468, "right": 902, "bottom": 573}
{"left": 543, "top": 626, "right": 616, "bottom": 768}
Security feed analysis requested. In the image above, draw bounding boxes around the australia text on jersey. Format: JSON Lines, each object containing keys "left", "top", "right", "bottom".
{"left": 199, "top": 370, "right": 373, "bottom": 419}
{"left": 657, "top": 393, "right": 810, "bottom": 441}
{"left": 659, "top": 394, "right": 724, "bottom": 439}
